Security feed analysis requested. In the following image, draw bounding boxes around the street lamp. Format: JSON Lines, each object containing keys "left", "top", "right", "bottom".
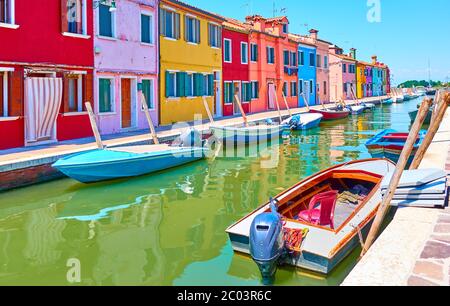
{"left": 93, "top": 0, "right": 117, "bottom": 12}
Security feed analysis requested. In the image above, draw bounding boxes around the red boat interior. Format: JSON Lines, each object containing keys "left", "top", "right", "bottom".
{"left": 268, "top": 169, "right": 383, "bottom": 231}
{"left": 381, "top": 133, "right": 421, "bottom": 144}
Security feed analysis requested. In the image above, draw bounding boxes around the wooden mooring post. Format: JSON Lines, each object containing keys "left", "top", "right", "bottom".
{"left": 202, "top": 97, "right": 215, "bottom": 124}
{"left": 273, "top": 90, "right": 283, "bottom": 123}
{"left": 410, "top": 92, "right": 450, "bottom": 169}
{"left": 282, "top": 92, "right": 293, "bottom": 117}
{"left": 234, "top": 94, "right": 249, "bottom": 127}
{"left": 140, "top": 92, "right": 160, "bottom": 145}
{"left": 361, "top": 97, "right": 433, "bottom": 257}
{"left": 85, "top": 102, "right": 104, "bottom": 149}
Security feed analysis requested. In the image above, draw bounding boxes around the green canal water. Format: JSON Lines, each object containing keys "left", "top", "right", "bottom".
{"left": 0, "top": 98, "right": 423, "bottom": 286}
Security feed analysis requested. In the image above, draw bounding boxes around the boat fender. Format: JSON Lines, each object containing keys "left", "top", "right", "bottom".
{"left": 249, "top": 198, "right": 285, "bottom": 282}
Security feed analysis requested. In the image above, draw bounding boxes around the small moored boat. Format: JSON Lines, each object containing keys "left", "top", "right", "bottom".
{"left": 281, "top": 113, "right": 323, "bottom": 130}
{"left": 226, "top": 159, "right": 396, "bottom": 280}
{"left": 309, "top": 108, "right": 350, "bottom": 121}
{"left": 210, "top": 124, "right": 284, "bottom": 145}
{"left": 346, "top": 104, "right": 365, "bottom": 115}
{"left": 365, "top": 129, "right": 427, "bottom": 165}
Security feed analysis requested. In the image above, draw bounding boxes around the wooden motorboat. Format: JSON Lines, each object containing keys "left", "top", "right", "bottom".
{"left": 226, "top": 159, "right": 396, "bottom": 279}
{"left": 53, "top": 142, "right": 208, "bottom": 183}
{"left": 281, "top": 113, "right": 323, "bottom": 130}
{"left": 309, "top": 108, "right": 350, "bottom": 121}
{"left": 365, "top": 129, "right": 426, "bottom": 165}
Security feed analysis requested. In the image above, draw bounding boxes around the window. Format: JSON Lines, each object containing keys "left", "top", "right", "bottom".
{"left": 267, "top": 46, "right": 275, "bottom": 64}
{"left": 309, "top": 53, "right": 315, "bottom": 67}
{"left": 185, "top": 73, "right": 194, "bottom": 97}
{"left": 324, "top": 56, "right": 328, "bottom": 69}
{"left": 65, "top": 0, "right": 87, "bottom": 35}
{"left": 316, "top": 54, "right": 321, "bottom": 68}
{"left": 241, "top": 42, "right": 248, "bottom": 64}
{"left": 99, "top": 78, "right": 113, "bottom": 113}
{"left": 224, "top": 82, "right": 234, "bottom": 104}
{"left": 141, "top": 13, "right": 153, "bottom": 44}
{"left": 160, "top": 8, "right": 180, "bottom": 39}
{"left": 282, "top": 23, "right": 288, "bottom": 34}
{"left": 67, "top": 75, "right": 82, "bottom": 112}
{"left": 165, "top": 71, "right": 177, "bottom": 98}
{"left": 298, "top": 80, "right": 303, "bottom": 95}
{"left": 242, "top": 82, "right": 251, "bottom": 102}
{"left": 208, "top": 23, "right": 221, "bottom": 48}
{"left": 343, "top": 64, "right": 347, "bottom": 73}
{"left": 282, "top": 82, "right": 288, "bottom": 97}
{"left": 290, "top": 52, "right": 297, "bottom": 67}
{"left": 283, "top": 50, "right": 289, "bottom": 66}
{"left": 323, "top": 81, "right": 327, "bottom": 95}
{"left": 299, "top": 51, "right": 304, "bottom": 66}
{"left": 142, "top": 79, "right": 154, "bottom": 109}
{"left": 344, "top": 82, "right": 348, "bottom": 93}
{"left": 224, "top": 39, "right": 232, "bottom": 63}
{"left": 310, "top": 80, "right": 313, "bottom": 94}
{"left": 290, "top": 81, "right": 297, "bottom": 97}
{"left": 203, "top": 74, "right": 214, "bottom": 96}
{"left": 99, "top": 3, "right": 115, "bottom": 37}
{"left": 185, "top": 16, "right": 200, "bottom": 44}
{"left": 251, "top": 81, "right": 259, "bottom": 99}
{"left": 0, "top": 71, "right": 8, "bottom": 117}
{"left": 0, "top": 0, "right": 14, "bottom": 24}
{"left": 250, "top": 44, "right": 258, "bottom": 62}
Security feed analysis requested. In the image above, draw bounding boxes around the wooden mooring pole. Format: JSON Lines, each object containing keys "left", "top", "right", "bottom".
{"left": 234, "top": 94, "right": 249, "bottom": 127}
{"left": 410, "top": 92, "right": 450, "bottom": 170}
{"left": 85, "top": 102, "right": 104, "bottom": 149}
{"left": 361, "top": 97, "right": 433, "bottom": 257}
{"left": 202, "top": 97, "right": 215, "bottom": 124}
{"left": 282, "top": 92, "right": 292, "bottom": 117}
{"left": 140, "top": 92, "right": 160, "bottom": 145}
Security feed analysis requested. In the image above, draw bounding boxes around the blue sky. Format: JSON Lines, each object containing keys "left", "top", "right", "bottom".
{"left": 183, "top": 0, "right": 450, "bottom": 85}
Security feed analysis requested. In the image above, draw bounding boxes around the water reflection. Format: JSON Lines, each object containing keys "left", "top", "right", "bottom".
{"left": 0, "top": 98, "right": 423, "bottom": 285}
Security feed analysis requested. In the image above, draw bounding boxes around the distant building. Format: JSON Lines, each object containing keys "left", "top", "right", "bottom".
{"left": 329, "top": 46, "right": 357, "bottom": 102}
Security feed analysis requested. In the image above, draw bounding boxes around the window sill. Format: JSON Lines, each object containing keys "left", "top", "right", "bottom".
{"left": 0, "top": 23, "right": 19, "bottom": 29}
{"left": 211, "top": 46, "right": 221, "bottom": 50}
{"left": 62, "top": 111, "right": 88, "bottom": 117}
{"left": 97, "top": 35, "right": 117, "bottom": 41}
{"left": 62, "top": 32, "right": 91, "bottom": 39}
{"left": 166, "top": 97, "right": 180, "bottom": 101}
{"left": 141, "top": 42, "right": 155, "bottom": 47}
{"left": 0, "top": 116, "right": 20, "bottom": 122}
{"left": 140, "top": 107, "right": 156, "bottom": 111}
{"left": 98, "top": 112, "right": 116, "bottom": 116}
{"left": 164, "top": 37, "right": 178, "bottom": 41}
{"left": 187, "top": 42, "right": 199, "bottom": 46}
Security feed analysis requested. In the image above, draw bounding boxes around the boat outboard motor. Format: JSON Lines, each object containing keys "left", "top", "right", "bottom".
{"left": 249, "top": 198, "right": 284, "bottom": 283}
{"left": 173, "top": 128, "right": 202, "bottom": 148}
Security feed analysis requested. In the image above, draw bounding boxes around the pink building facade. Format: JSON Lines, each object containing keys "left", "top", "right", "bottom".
{"left": 93, "top": 0, "right": 158, "bottom": 135}
{"left": 329, "top": 46, "right": 357, "bottom": 101}
{"left": 304, "top": 29, "right": 331, "bottom": 104}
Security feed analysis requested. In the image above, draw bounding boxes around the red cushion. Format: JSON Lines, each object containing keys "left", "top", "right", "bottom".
{"left": 298, "top": 209, "right": 320, "bottom": 223}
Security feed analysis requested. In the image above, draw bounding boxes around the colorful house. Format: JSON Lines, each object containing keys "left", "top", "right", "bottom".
{"left": 93, "top": 0, "right": 159, "bottom": 135}
{"left": 329, "top": 46, "right": 357, "bottom": 102}
{"left": 159, "top": 0, "right": 224, "bottom": 125}
{"left": 364, "top": 64, "right": 373, "bottom": 97}
{"left": 289, "top": 34, "right": 316, "bottom": 107}
{"left": 304, "top": 29, "right": 331, "bottom": 104}
{"left": 221, "top": 18, "right": 250, "bottom": 116}
{"left": 0, "top": 0, "right": 94, "bottom": 150}
{"left": 356, "top": 62, "right": 366, "bottom": 99}
{"left": 245, "top": 15, "right": 298, "bottom": 113}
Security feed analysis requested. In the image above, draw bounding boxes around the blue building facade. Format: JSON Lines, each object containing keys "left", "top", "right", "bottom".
{"left": 298, "top": 43, "right": 317, "bottom": 107}
{"left": 372, "top": 67, "right": 383, "bottom": 96}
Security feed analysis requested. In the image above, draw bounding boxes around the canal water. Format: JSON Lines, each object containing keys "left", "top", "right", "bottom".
{"left": 0, "top": 98, "right": 423, "bottom": 286}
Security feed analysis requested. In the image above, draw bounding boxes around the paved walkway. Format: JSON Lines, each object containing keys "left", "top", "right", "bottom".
{"left": 342, "top": 107, "right": 450, "bottom": 286}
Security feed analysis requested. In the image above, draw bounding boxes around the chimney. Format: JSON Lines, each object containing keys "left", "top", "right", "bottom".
{"left": 246, "top": 15, "right": 264, "bottom": 31}
{"left": 372, "top": 55, "right": 378, "bottom": 65}
{"left": 309, "top": 29, "right": 318, "bottom": 40}
{"left": 350, "top": 48, "right": 357, "bottom": 59}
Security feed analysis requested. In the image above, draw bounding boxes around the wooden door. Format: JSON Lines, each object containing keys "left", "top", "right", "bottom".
{"left": 121, "top": 78, "right": 131, "bottom": 128}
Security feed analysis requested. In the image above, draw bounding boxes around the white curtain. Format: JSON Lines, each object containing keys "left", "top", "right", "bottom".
{"left": 268, "top": 83, "right": 275, "bottom": 109}
{"left": 25, "top": 78, "right": 63, "bottom": 143}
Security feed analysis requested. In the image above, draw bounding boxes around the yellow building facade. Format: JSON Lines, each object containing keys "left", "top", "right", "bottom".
{"left": 159, "top": 0, "right": 224, "bottom": 125}
{"left": 356, "top": 63, "right": 366, "bottom": 99}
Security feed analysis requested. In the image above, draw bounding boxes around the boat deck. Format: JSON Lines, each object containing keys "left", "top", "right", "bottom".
{"left": 109, "top": 144, "right": 173, "bottom": 154}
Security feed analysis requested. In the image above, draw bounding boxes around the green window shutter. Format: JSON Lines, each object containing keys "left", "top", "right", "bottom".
{"left": 159, "top": 8, "right": 165, "bottom": 36}
{"left": 196, "top": 19, "right": 201, "bottom": 44}
{"left": 194, "top": 73, "right": 201, "bottom": 96}
{"left": 185, "top": 74, "right": 191, "bottom": 96}
{"left": 175, "top": 13, "right": 180, "bottom": 39}
{"left": 208, "top": 75, "right": 214, "bottom": 96}
{"left": 247, "top": 83, "right": 252, "bottom": 101}
{"left": 176, "top": 72, "right": 186, "bottom": 97}
{"left": 224, "top": 84, "right": 229, "bottom": 103}
{"left": 165, "top": 71, "right": 171, "bottom": 98}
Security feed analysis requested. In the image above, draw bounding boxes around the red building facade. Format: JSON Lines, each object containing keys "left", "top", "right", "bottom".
{"left": 222, "top": 20, "right": 250, "bottom": 117}
{"left": 0, "top": 0, "right": 94, "bottom": 150}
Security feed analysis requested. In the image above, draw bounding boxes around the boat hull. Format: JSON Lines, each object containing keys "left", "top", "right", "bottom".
{"left": 348, "top": 105, "right": 365, "bottom": 115}
{"left": 309, "top": 109, "right": 350, "bottom": 121}
{"left": 53, "top": 147, "right": 207, "bottom": 183}
{"left": 210, "top": 125, "right": 284, "bottom": 145}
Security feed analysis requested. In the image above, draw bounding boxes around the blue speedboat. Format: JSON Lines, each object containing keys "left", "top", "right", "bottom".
{"left": 53, "top": 130, "right": 208, "bottom": 183}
